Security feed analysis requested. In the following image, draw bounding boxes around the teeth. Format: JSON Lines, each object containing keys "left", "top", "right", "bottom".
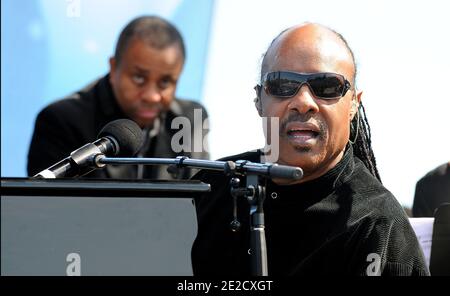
{"left": 287, "top": 130, "right": 318, "bottom": 136}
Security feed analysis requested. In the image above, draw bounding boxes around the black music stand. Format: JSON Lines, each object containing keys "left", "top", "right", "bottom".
{"left": 1, "top": 177, "right": 210, "bottom": 276}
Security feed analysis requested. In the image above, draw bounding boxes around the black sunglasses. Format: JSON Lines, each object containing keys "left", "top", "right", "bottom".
{"left": 257, "top": 71, "right": 351, "bottom": 99}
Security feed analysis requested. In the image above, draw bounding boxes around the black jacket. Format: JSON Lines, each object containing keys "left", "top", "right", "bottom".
{"left": 413, "top": 162, "right": 450, "bottom": 217}
{"left": 28, "top": 75, "right": 209, "bottom": 179}
{"left": 191, "top": 147, "right": 430, "bottom": 276}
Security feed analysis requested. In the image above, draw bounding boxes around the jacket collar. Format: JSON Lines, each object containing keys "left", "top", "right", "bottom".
{"left": 96, "top": 74, "right": 125, "bottom": 118}
{"left": 265, "top": 144, "right": 356, "bottom": 204}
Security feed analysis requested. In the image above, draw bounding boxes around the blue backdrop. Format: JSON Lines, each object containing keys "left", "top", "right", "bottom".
{"left": 1, "top": 0, "right": 214, "bottom": 177}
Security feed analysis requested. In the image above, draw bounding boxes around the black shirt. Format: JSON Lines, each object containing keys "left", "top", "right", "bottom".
{"left": 191, "top": 146, "right": 429, "bottom": 276}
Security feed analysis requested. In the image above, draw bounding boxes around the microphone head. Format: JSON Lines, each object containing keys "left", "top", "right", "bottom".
{"left": 98, "top": 119, "right": 144, "bottom": 156}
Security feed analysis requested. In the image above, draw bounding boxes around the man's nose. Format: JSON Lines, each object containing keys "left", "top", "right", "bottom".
{"left": 287, "top": 84, "right": 320, "bottom": 114}
{"left": 141, "top": 84, "right": 162, "bottom": 103}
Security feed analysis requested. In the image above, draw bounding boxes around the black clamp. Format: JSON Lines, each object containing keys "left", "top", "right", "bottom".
{"left": 235, "top": 160, "right": 249, "bottom": 175}
{"left": 224, "top": 161, "right": 237, "bottom": 176}
{"left": 174, "top": 156, "right": 189, "bottom": 168}
{"left": 167, "top": 156, "right": 189, "bottom": 176}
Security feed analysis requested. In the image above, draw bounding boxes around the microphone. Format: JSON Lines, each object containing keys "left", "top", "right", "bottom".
{"left": 233, "top": 160, "right": 303, "bottom": 180}
{"left": 267, "top": 163, "right": 303, "bottom": 180}
{"left": 34, "top": 119, "right": 144, "bottom": 178}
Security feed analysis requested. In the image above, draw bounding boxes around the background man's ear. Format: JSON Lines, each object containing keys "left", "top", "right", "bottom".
{"left": 109, "top": 57, "right": 116, "bottom": 76}
{"left": 350, "top": 90, "right": 363, "bottom": 120}
{"left": 109, "top": 57, "right": 119, "bottom": 87}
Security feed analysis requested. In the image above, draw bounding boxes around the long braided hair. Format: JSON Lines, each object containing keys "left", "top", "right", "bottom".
{"left": 351, "top": 102, "right": 381, "bottom": 182}
{"left": 336, "top": 31, "right": 382, "bottom": 182}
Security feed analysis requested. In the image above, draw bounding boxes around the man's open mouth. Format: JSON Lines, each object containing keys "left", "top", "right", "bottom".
{"left": 287, "top": 129, "right": 319, "bottom": 138}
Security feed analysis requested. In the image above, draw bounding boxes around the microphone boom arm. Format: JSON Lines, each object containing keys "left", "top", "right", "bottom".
{"left": 95, "top": 155, "right": 303, "bottom": 180}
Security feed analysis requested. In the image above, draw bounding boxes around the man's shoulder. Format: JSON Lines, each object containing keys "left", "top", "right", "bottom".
{"left": 35, "top": 98, "right": 83, "bottom": 126}
{"left": 37, "top": 77, "right": 107, "bottom": 120}
{"left": 418, "top": 162, "right": 449, "bottom": 185}
{"left": 346, "top": 157, "right": 389, "bottom": 195}
{"left": 341, "top": 161, "right": 429, "bottom": 275}
{"left": 41, "top": 94, "right": 84, "bottom": 112}
{"left": 344, "top": 158, "right": 405, "bottom": 219}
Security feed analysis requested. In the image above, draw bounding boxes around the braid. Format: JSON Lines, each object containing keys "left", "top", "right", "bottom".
{"left": 330, "top": 27, "right": 382, "bottom": 182}
{"left": 350, "top": 102, "right": 381, "bottom": 182}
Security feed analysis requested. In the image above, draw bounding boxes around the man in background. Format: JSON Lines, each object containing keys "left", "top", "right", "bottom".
{"left": 28, "top": 15, "right": 209, "bottom": 179}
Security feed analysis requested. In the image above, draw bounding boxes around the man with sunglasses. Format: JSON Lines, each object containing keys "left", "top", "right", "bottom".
{"left": 191, "top": 23, "right": 429, "bottom": 276}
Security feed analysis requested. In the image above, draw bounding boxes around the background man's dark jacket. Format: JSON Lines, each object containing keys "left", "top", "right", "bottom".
{"left": 412, "top": 162, "right": 450, "bottom": 217}
{"left": 28, "top": 75, "right": 209, "bottom": 179}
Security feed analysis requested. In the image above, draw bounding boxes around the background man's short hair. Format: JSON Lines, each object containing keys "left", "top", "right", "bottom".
{"left": 114, "top": 15, "right": 186, "bottom": 65}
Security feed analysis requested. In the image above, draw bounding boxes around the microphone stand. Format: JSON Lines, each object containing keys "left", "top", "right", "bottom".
{"left": 228, "top": 168, "right": 268, "bottom": 276}
{"left": 94, "top": 155, "right": 303, "bottom": 276}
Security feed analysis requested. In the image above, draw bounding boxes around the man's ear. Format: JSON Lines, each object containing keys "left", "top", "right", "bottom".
{"left": 350, "top": 90, "right": 363, "bottom": 120}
